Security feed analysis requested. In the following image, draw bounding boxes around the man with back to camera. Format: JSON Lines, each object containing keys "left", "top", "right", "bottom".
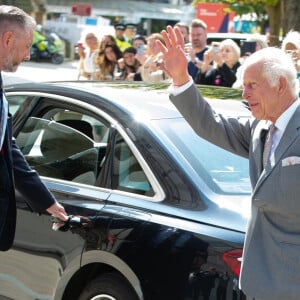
{"left": 157, "top": 25, "right": 300, "bottom": 300}
{"left": 0, "top": 5, "right": 68, "bottom": 251}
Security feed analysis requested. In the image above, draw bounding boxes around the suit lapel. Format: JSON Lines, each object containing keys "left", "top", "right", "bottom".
{"left": 273, "top": 109, "right": 300, "bottom": 163}
{"left": 255, "top": 106, "right": 300, "bottom": 189}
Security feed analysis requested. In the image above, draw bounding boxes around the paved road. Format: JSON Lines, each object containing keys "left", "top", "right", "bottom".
{"left": 3, "top": 60, "right": 80, "bottom": 86}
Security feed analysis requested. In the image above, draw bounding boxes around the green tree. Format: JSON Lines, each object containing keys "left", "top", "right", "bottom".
{"left": 192, "top": 0, "right": 300, "bottom": 45}
{"left": 2, "top": 0, "right": 47, "bottom": 25}
{"left": 1, "top": 0, "right": 35, "bottom": 13}
{"left": 282, "top": 0, "right": 300, "bottom": 33}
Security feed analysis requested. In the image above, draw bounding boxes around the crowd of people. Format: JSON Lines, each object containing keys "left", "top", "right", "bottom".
{"left": 77, "top": 23, "right": 169, "bottom": 83}
{"left": 77, "top": 19, "right": 300, "bottom": 89}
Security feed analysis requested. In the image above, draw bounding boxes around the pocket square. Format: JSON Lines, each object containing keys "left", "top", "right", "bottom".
{"left": 282, "top": 156, "right": 300, "bottom": 167}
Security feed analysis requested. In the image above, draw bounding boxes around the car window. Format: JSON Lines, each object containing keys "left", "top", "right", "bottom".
{"left": 16, "top": 117, "right": 101, "bottom": 185}
{"left": 16, "top": 108, "right": 154, "bottom": 197}
{"left": 111, "top": 133, "right": 154, "bottom": 196}
{"left": 155, "top": 118, "right": 251, "bottom": 195}
{"left": 6, "top": 95, "right": 28, "bottom": 116}
{"left": 16, "top": 108, "right": 110, "bottom": 186}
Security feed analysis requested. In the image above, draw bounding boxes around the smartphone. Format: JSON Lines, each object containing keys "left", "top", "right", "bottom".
{"left": 137, "top": 44, "right": 145, "bottom": 54}
{"left": 211, "top": 42, "right": 220, "bottom": 54}
{"left": 241, "top": 41, "right": 256, "bottom": 56}
{"left": 76, "top": 42, "right": 85, "bottom": 52}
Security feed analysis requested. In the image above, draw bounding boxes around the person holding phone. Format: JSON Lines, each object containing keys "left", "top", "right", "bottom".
{"left": 239, "top": 36, "right": 268, "bottom": 62}
{"left": 240, "top": 41, "right": 257, "bottom": 57}
{"left": 186, "top": 19, "right": 210, "bottom": 82}
{"left": 77, "top": 32, "right": 99, "bottom": 80}
{"left": 140, "top": 33, "right": 169, "bottom": 83}
{"left": 116, "top": 47, "right": 142, "bottom": 81}
{"left": 133, "top": 35, "right": 147, "bottom": 50}
{"left": 195, "top": 38, "right": 241, "bottom": 87}
{"left": 233, "top": 35, "right": 268, "bottom": 89}
{"left": 132, "top": 35, "right": 147, "bottom": 66}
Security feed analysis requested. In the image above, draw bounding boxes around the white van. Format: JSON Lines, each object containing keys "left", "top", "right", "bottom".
{"left": 207, "top": 32, "right": 267, "bottom": 47}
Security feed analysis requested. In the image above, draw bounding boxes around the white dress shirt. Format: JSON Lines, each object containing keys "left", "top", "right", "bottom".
{"left": 273, "top": 99, "right": 300, "bottom": 147}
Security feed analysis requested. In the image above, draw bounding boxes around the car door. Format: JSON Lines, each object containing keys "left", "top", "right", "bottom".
{"left": 0, "top": 94, "right": 113, "bottom": 300}
{"left": 2, "top": 91, "right": 168, "bottom": 300}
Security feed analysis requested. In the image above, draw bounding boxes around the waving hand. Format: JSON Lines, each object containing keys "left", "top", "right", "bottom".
{"left": 156, "top": 26, "right": 190, "bottom": 86}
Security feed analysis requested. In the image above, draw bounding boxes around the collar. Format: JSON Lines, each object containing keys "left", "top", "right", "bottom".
{"left": 275, "top": 99, "right": 300, "bottom": 134}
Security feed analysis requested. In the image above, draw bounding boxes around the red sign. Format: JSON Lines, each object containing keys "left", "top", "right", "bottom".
{"left": 71, "top": 3, "right": 92, "bottom": 16}
{"left": 197, "top": 3, "right": 235, "bottom": 33}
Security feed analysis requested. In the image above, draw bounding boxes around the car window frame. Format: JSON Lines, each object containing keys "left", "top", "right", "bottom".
{"left": 5, "top": 94, "right": 29, "bottom": 116}
{"left": 9, "top": 91, "right": 165, "bottom": 202}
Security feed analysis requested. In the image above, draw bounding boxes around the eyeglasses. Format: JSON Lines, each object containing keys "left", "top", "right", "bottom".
{"left": 285, "top": 49, "right": 299, "bottom": 55}
{"left": 124, "top": 54, "right": 135, "bottom": 59}
{"left": 285, "top": 49, "right": 300, "bottom": 62}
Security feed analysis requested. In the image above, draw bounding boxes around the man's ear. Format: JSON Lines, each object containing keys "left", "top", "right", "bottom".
{"left": 2, "top": 31, "right": 14, "bottom": 49}
{"left": 278, "top": 76, "right": 288, "bottom": 94}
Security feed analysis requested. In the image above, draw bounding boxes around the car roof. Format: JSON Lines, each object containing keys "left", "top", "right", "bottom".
{"left": 6, "top": 81, "right": 251, "bottom": 120}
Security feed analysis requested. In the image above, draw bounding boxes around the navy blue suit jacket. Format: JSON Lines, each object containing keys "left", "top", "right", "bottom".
{"left": 0, "top": 114, "right": 56, "bottom": 251}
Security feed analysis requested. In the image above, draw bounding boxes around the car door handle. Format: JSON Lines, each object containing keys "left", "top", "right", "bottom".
{"left": 51, "top": 215, "right": 91, "bottom": 232}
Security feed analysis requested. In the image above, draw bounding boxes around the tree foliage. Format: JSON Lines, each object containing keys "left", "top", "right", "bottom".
{"left": 191, "top": 0, "right": 300, "bottom": 45}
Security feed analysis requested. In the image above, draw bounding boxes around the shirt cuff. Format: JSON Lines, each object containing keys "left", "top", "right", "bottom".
{"left": 168, "top": 77, "right": 194, "bottom": 96}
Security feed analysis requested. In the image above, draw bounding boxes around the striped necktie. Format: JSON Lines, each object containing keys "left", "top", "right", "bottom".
{"left": 0, "top": 72, "right": 8, "bottom": 149}
{"left": 262, "top": 124, "right": 277, "bottom": 168}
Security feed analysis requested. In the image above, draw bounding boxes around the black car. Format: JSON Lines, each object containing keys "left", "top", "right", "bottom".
{"left": 1, "top": 81, "right": 251, "bottom": 300}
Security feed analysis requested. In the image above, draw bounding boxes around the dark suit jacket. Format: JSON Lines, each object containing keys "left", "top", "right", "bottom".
{"left": 170, "top": 84, "right": 300, "bottom": 300}
{"left": 196, "top": 61, "right": 241, "bottom": 87}
{"left": 0, "top": 114, "right": 56, "bottom": 251}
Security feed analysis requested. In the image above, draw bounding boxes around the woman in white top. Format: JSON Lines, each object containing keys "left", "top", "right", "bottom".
{"left": 77, "top": 32, "right": 99, "bottom": 80}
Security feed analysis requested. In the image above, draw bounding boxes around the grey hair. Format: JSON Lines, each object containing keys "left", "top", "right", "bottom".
{"left": 241, "top": 47, "right": 298, "bottom": 93}
{"left": 247, "top": 35, "right": 268, "bottom": 50}
{"left": 281, "top": 30, "right": 300, "bottom": 51}
{"left": 219, "top": 38, "right": 241, "bottom": 62}
{"left": 0, "top": 5, "right": 36, "bottom": 35}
